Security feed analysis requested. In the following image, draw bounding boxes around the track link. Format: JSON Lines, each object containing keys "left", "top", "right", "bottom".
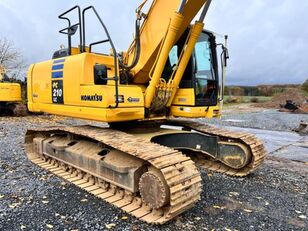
{"left": 165, "top": 120, "right": 267, "bottom": 177}
{"left": 25, "top": 125, "right": 202, "bottom": 224}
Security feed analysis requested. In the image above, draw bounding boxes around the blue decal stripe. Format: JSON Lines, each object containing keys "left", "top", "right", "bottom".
{"left": 53, "top": 59, "right": 65, "bottom": 64}
{"left": 52, "top": 64, "right": 64, "bottom": 71}
{"left": 52, "top": 71, "right": 63, "bottom": 78}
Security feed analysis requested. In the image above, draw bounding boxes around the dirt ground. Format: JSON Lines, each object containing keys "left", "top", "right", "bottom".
{"left": 0, "top": 108, "right": 307, "bottom": 230}
{"left": 259, "top": 88, "right": 307, "bottom": 109}
{"left": 223, "top": 103, "right": 266, "bottom": 114}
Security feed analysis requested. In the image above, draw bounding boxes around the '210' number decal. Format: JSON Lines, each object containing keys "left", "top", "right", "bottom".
{"left": 52, "top": 80, "right": 64, "bottom": 104}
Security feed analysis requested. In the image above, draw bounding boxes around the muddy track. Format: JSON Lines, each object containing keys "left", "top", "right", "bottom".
{"left": 165, "top": 120, "right": 268, "bottom": 177}
{"left": 24, "top": 125, "right": 202, "bottom": 224}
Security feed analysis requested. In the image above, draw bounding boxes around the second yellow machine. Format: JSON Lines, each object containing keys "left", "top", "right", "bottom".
{"left": 0, "top": 66, "right": 27, "bottom": 116}
{"left": 25, "top": 0, "right": 267, "bottom": 224}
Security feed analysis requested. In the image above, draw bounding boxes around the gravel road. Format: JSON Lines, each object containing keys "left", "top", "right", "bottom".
{"left": 0, "top": 114, "right": 307, "bottom": 231}
{"left": 200, "top": 106, "right": 306, "bottom": 132}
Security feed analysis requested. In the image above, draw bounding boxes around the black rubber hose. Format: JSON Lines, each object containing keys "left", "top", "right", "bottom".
{"left": 119, "top": 19, "right": 141, "bottom": 70}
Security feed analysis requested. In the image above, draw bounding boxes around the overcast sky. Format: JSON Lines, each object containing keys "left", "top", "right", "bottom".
{"left": 0, "top": 0, "right": 307, "bottom": 86}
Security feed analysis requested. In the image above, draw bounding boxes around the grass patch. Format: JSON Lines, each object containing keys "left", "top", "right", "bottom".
{"left": 224, "top": 96, "right": 272, "bottom": 104}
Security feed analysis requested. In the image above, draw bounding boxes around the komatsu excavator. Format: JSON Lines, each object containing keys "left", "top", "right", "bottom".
{"left": 0, "top": 65, "right": 27, "bottom": 116}
{"left": 25, "top": 0, "right": 267, "bottom": 224}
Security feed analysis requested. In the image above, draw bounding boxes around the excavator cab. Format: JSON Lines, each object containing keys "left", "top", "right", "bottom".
{"left": 167, "top": 29, "right": 226, "bottom": 118}
{"left": 193, "top": 32, "right": 218, "bottom": 106}
{"left": 167, "top": 29, "right": 219, "bottom": 107}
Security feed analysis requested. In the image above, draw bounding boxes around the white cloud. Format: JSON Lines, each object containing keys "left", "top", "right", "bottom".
{"left": 0, "top": 0, "right": 307, "bottom": 85}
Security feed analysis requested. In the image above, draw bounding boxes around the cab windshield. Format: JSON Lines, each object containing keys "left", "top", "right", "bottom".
{"left": 162, "top": 30, "right": 218, "bottom": 106}
{"left": 194, "top": 32, "right": 217, "bottom": 106}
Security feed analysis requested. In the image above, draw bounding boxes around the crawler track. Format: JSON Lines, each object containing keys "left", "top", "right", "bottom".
{"left": 165, "top": 120, "right": 267, "bottom": 177}
{"left": 25, "top": 125, "right": 202, "bottom": 224}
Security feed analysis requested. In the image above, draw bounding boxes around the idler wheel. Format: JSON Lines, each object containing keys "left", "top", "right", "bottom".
{"left": 139, "top": 169, "right": 170, "bottom": 209}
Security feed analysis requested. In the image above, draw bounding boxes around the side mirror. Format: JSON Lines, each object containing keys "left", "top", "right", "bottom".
{"left": 223, "top": 35, "right": 229, "bottom": 67}
{"left": 223, "top": 46, "right": 229, "bottom": 67}
{"left": 68, "top": 25, "right": 79, "bottom": 36}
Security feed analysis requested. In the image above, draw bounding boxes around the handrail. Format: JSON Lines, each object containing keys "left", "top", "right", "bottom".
{"left": 58, "top": 5, "right": 83, "bottom": 54}
{"left": 57, "top": 5, "right": 119, "bottom": 108}
{"left": 82, "top": 6, "right": 119, "bottom": 108}
{"left": 89, "top": 39, "right": 110, "bottom": 53}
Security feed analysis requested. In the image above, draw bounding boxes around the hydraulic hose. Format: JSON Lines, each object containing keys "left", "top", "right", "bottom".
{"left": 119, "top": 19, "right": 141, "bottom": 70}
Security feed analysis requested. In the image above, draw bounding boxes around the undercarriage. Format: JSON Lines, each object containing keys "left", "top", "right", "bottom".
{"left": 24, "top": 120, "right": 267, "bottom": 224}
{"left": 0, "top": 102, "right": 28, "bottom": 116}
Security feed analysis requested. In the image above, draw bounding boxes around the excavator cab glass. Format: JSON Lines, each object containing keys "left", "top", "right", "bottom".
{"left": 194, "top": 32, "right": 218, "bottom": 106}
{"left": 165, "top": 30, "right": 219, "bottom": 107}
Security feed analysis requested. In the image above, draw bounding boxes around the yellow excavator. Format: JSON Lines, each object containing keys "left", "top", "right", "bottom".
{"left": 0, "top": 65, "right": 27, "bottom": 116}
{"left": 25, "top": 0, "right": 267, "bottom": 224}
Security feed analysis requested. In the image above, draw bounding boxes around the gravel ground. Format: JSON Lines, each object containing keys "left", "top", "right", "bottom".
{"left": 0, "top": 114, "right": 307, "bottom": 231}
{"left": 200, "top": 106, "right": 306, "bottom": 132}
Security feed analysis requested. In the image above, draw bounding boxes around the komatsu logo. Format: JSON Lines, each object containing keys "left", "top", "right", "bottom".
{"left": 81, "top": 94, "right": 103, "bottom": 102}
